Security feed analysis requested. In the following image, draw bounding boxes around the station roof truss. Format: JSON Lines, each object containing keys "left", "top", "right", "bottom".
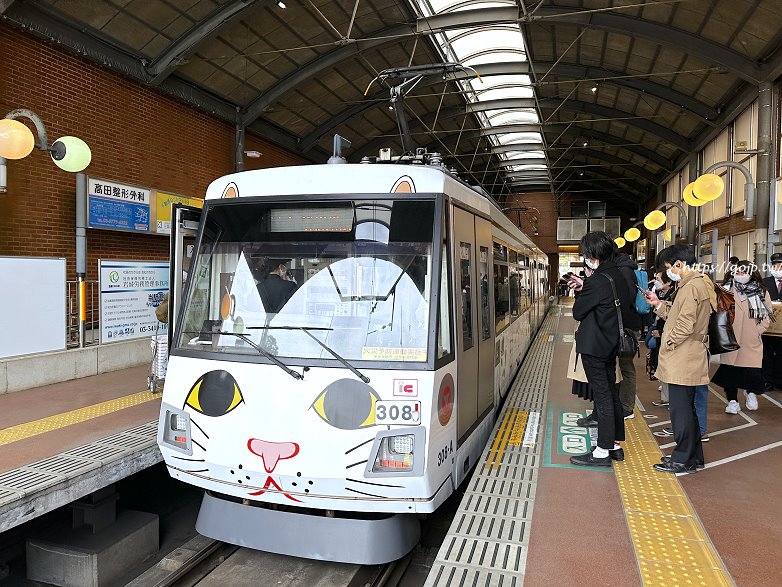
{"left": 5, "top": 0, "right": 782, "bottom": 209}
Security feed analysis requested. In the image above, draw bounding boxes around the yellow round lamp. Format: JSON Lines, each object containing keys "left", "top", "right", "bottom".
{"left": 692, "top": 173, "right": 723, "bottom": 202}
{"left": 614, "top": 237, "right": 626, "bottom": 248}
{"left": 644, "top": 209, "right": 666, "bottom": 230}
{"left": 0, "top": 118, "right": 35, "bottom": 159}
{"left": 50, "top": 136, "right": 91, "bottom": 172}
{"left": 682, "top": 182, "right": 707, "bottom": 207}
{"left": 624, "top": 227, "right": 641, "bottom": 242}
{"left": 663, "top": 228, "right": 672, "bottom": 242}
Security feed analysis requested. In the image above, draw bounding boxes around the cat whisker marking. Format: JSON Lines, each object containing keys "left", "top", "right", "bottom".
{"left": 172, "top": 456, "right": 206, "bottom": 462}
{"left": 192, "top": 439, "right": 207, "bottom": 451}
{"left": 179, "top": 468, "right": 210, "bottom": 473}
{"left": 346, "top": 478, "right": 404, "bottom": 488}
{"left": 189, "top": 418, "right": 210, "bottom": 440}
{"left": 345, "top": 438, "right": 375, "bottom": 455}
{"left": 346, "top": 459, "right": 368, "bottom": 469}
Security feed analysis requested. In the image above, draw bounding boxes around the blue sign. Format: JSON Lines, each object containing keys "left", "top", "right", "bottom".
{"left": 89, "top": 195, "right": 150, "bottom": 232}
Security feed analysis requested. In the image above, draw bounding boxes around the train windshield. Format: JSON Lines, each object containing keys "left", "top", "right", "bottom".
{"left": 177, "top": 198, "right": 436, "bottom": 363}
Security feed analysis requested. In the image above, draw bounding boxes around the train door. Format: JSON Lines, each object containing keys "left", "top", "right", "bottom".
{"left": 453, "top": 206, "right": 478, "bottom": 443}
{"left": 168, "top": 204, "right": 201, "bottom": 350}
{"left": 475, "top": 217, "right": 494, "bottom": 417}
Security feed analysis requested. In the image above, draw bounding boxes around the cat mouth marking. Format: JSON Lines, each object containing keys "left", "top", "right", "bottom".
{"left": 248, "top": 475, "right": 302, "bottom": 502}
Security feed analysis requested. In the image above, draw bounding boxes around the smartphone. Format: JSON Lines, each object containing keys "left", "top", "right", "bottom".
{"left": 636, "top": 283, "right": 652, "bottom": 298}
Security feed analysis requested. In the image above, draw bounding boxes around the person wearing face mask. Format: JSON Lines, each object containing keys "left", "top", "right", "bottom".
{"left": 568, "top": 231, "right": 636, "bottom": 467}
{"left": 644, "top": 245, "right": 716, "bottom": 474}
{"left": 761, "top": 252, "right": 782, "bottom": 390}
{"left": 711, "top": 261, "right": 773, "bottom": 413}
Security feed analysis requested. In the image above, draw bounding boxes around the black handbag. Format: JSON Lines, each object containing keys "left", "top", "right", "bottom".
{"left": 603, "top": 273, "right": 640, "bottom": 359}
{"left": 708, "top": 310, "right": 740, "bottom": 355}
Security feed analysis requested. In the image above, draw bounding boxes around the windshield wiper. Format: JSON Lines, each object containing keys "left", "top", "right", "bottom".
{"left": 247, "top": 325, "right": 369, "bottom": 383}
{"left": 186, "top": 329, "right": 304, "bottom": 380}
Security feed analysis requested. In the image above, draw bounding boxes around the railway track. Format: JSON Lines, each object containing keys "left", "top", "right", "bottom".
{"left": 129, "top": 535, "right": 414, "bottom": 587}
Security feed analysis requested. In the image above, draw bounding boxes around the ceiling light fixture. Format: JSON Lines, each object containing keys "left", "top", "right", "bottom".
{"left": 590, "top": 84, "right": 598, "bottom": 93}
{"left": 277, "top": 1, "right": 286, "bottom": 8}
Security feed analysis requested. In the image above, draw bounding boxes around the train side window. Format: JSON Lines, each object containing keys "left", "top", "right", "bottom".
{"left": 509, "top": 265, "right": 521, "bottom": 317}
{"left": 494, "top": 263, "right": 509, "bottom": 330}
{"left": 437, "top": 243, "right": 452, "bottom": 359}
{"left": 479, "top": 247, "right": 490, "bottom": 341}
{"left": 460, "top": 242, "right": 474, "bottom": 350}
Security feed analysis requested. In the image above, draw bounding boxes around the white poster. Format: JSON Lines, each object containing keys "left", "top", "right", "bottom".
{"left": 0, "top": 257, "right": 66, "bottom": 358}
{"left": 99, "top": 260, "right": 169, "bottom": 344}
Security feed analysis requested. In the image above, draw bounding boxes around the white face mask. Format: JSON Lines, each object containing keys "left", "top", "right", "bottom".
{"left": 666, "top": 268, "right": 681, "bottom": 282}
{"left": 652, "top": 279, "right": 664, "bottom": 290}
{"left": 771, "top": 268, "right": 782, "bottom": 279}
{"left": 584, "top": 258, "right": 599, "bottom": 270}
{"left": 733, "top": 274, "right": 751, "bottom": 284}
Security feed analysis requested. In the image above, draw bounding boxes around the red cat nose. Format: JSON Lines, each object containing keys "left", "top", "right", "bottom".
{"left": 247, "top": 439, "right": 300, "bottom": 473}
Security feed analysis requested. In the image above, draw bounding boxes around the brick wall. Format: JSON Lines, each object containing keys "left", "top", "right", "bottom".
{"left": 0, "top": 24, "right": 309, "bottom": 282}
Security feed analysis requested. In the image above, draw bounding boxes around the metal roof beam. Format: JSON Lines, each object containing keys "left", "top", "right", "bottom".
{"left": 554, "top": 148, "right": 659, "bottom": 184}
{"left": 535, "top": 62, "right": 718, "bottom": 121}
{"left": 539, "top": 98, "right": 692, "bottom": 151}
{"left": 492, "top": 143, "right": 545, "bottom": 153}
{"left": 480, "top": 124, "right": 541, "bottom": 136}
{"left": 416, "top": 7, "right": 761, "bottom": 83}
{"left": 546, "top": 127, "right": 672, "bottom": 171}
{"left": 146, "top": 0, "right": 272, "bottom": 85}
{"left": 241, "top": 24, "right": 411, "bottom": 126}
{"left": 466, "top": 98, "right": 537, "bottom": 113}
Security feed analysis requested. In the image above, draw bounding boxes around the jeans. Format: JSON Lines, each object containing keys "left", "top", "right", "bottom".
{"left": 694, "top": 385, "right": 708, "bottom": 436}
{"left": 618, "top": 330, "right": 641, "bottom": 413}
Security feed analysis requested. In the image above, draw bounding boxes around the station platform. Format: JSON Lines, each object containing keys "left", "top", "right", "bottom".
{"left": 0, "top": 365, "right": 162, "bottom": 533}
{"left": 426, "top": 303, "right": 782, "bottom": 587}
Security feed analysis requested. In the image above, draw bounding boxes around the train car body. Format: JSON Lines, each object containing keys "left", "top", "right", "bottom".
{"left": 157, "top": 162, "right": 550, "bottom": 563}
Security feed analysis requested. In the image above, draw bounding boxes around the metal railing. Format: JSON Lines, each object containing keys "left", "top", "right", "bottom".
{"left": 66, "top": 280, "right": 99, "bottom": 347}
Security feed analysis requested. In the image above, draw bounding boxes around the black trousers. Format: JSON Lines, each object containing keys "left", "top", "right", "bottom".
{"left": 581, "top": 353, "right": 624, "bottom": 450}
{"left": 669, "top": 384, "right": 704, "bottom": 466}
{"left": 762, "top": 335, "right": 782, "bottom": 387}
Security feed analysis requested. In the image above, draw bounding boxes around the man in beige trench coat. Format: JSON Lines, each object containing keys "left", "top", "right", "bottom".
{"left": 645, "top": 245, "right": 716, "bottom": 474}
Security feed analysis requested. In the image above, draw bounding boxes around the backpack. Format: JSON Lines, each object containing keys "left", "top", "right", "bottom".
{"left": 634, "top": 269, "right": 651, "bottom": 315}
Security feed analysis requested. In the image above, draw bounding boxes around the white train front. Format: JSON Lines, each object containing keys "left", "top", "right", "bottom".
{"left": 156, "top": 161, "right": 549, "bottom": 563}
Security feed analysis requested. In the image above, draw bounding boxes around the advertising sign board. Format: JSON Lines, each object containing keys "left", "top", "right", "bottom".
{"left": 155, "top": 191, "right": 203, "bottom": 234}
{"left": 99, "top": 260, "right": 169, "bottom": 344}
{"left": 88, "top": 177, "right": 151, "bottom": 233}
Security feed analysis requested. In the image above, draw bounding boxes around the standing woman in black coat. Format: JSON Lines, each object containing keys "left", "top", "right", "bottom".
{"left": 569, "top": 232, "right": 637, "bottom": 466}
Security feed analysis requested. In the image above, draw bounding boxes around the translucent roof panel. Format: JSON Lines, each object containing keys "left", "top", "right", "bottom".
{"left": 415, "top": 0, "right": 548, "bottom": 188}
{"left": 470, "top": 75, "right": 532, "bottom": 93}
{"left": 446, "top": 29, "right": 526, "bottom": 59}
{"left": 507, "top": 165, "right": 548, "bottom": 172}
{"left": 486, "top": 110, "right": 540, "bottom": 125}
{"left": 496, "top": 132, "right": 543, "bottom": 144}
{"left": 475, "top": 86, "right": 534, "bottom": 101}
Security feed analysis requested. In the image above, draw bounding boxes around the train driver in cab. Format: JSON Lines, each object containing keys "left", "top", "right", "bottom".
{"left": 258, "top": 258, "right": 297, "bottom": 314}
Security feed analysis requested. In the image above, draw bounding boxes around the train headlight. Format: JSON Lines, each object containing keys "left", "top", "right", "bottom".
{"left": 158, "top": 403, "right": 192, "bottom": 455}
{"left": 372, "top": 434, "right": 415, "bottom": 473}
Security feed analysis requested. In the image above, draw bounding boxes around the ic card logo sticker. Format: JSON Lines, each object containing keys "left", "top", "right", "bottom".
{"left": 437, "top": 373, "right": 454, "bottom": 426}
{"left": 393, "top": 379, "right": 418, "bottom": 397}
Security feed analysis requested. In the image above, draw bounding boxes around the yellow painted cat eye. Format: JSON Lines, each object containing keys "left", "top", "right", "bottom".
{"left": 312, "top": 379, "right": 380, "bottom": 430}
{"left": 185, "top": 370, "right": 244, "bottom": 417}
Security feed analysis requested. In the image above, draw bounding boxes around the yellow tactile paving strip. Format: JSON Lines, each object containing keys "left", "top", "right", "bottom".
{"left": 615, "top": 411, "right": 735, "bottom": 586}
{"left": 484, "top": 407, "right": 527, "bottom": 469}
{"left": 0, "top": 391, "right": 158, "bottom": 447}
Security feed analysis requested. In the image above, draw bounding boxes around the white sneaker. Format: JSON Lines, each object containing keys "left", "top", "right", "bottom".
{"left": 725, "top": 400, "right": 741, "bottom": 414}
{"left": 744, "top": 391, "right": 759, "bottom": 411}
